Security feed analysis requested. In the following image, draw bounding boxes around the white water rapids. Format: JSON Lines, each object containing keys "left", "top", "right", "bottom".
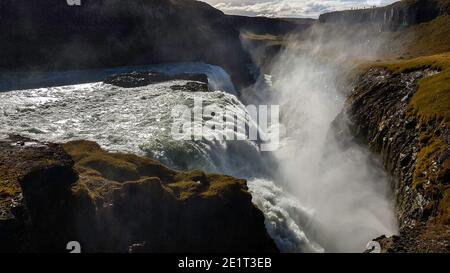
{"left": 0, "top": 62, "right": 397, "bottom": 252}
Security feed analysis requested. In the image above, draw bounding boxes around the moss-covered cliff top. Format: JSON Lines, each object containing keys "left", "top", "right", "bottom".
{"left": 372, "top": 53, "right": 450, "bottom": 124}
{"left": 353, "top": 52, "right": 450, "bottom": 226}
{"left": 62, "top": 140, "right": 250, "bottom": 203}
{"left": 1, "top": 137, "right": 277, "bottom": 252}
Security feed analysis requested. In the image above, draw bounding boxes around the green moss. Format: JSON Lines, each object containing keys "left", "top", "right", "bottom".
{"left": 376, "top": 15, "right": 450, "bottom": 59}
{"left": 437, "top": 187, "right": 450, "bottom": 224}
{"left": 62, "top": 141, "right": 248, "bottom": 203}
{"left": 361, "top": 52, "right": 450, "bottom": 224}
{"left": 371, "top": 53, "right": 450, "bottom": 126}
{"left": 401, "top": 15, "right": 450, "bottom": 58}
{"left": 414, "top": 133, "right": 448, "bottom": 188}
{"left": 201, "top": 174, "right": 246, "bottom": 199}
{"left": 0, "top": 167, "right": 21, "bottom": 197}
{"left": 166, "top": 181, "right": 202, "bottom": 201}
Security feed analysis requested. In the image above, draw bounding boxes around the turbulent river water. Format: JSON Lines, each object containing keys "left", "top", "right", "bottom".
{"left": 0, "top": 62, "right": 397, "bottom": 253}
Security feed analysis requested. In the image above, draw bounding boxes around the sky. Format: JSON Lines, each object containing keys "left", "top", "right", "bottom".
{"left": 200, "top": 0, "right": 399, "bottom": 18}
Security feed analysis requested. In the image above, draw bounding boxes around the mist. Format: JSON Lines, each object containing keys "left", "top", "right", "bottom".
{"left": 248, "top": 22, "right": 399, "bottom": 252}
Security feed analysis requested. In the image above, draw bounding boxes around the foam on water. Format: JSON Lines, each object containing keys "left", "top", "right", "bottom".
{"left": 0, "top": 81, "right": 257, "bottom": 176}
{"left": 0, "top": 62, "right": 236, "bottom": 95}
{"left": 0, "top": 64, "right": 318, "bottom": 252}
{"left": 0, "top": 61, "right": 396, "bottom": 253}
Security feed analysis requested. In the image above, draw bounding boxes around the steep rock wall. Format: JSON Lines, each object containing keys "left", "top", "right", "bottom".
{"left": 334, "top": 65, "right": 449, "bottom": 252}
{"left": 319, "top": 0, "right": 450, "bottom": 30}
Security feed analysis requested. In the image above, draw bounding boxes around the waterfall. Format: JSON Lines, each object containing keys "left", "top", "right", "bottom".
{"left": 0, "top": 62, "right": 236, "bottom": 95}
{"left": 0, "top": 58, "right": 398, "bottom": 253}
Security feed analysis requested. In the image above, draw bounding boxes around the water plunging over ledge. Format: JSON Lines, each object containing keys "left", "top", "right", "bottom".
{"left": 0, "top": 60, "right": 398, "bottom": 252}
{"left": 0, "top": 62, "right": 237, "bottom": 95}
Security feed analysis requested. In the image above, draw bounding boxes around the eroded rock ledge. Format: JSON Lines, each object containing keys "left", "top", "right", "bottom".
{"left": 104, "top": 72, "right": 209, "bottom": 92}
{"left": 334, "top": 65, "right": 449, "bottom": 253}
{"left": 0, "top": 136, "right": 277, "bottom": 253}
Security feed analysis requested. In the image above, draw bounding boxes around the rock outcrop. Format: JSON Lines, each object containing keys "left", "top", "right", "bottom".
{"left": 319, "top": 0, "right": 450, "bottom": 30}
{"left": 0, "top": 0, "right": 254, "bottom": 89}
{"left": 334, "top": 55, "right": 450, "bottom": 252}
{"left": 104, "top": 71, "right": 209, "bottom": 90}
{"left": 0, "top": 136, "right": 278, "bottom": 253}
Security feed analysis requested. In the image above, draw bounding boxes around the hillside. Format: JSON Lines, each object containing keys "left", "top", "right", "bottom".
{"left": 319, "top": 0, "right": 450, "bottom": 30}
{"left": 0, "top": 0, "right": 254, "bottom": 88}
{"left": 380, "top": 15, "right": 450, "bottom": 58}
{"left": 340, "top": 53, "right": 450, "bottom": 252}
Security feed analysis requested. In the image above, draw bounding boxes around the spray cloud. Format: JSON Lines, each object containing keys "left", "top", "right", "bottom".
{"left": 248, "top": 22, "right": 398, "bottom": 252}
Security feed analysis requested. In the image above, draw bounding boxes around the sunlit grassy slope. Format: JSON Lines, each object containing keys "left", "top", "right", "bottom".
{"left": 368, "top": 53, "right": 450, "bottom": 225}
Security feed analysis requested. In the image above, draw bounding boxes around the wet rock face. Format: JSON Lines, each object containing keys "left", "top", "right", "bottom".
{"left": 342, "top": 68, "right": 440, "bottom": 227}
{"left": 0, "top": 137, "right": 278, "bottom": 253}
{"left": 334, "top": 67, "right": 449, "bottom": 252}
{"left": 104, "top": 72, "right": 209, "bottom": 90}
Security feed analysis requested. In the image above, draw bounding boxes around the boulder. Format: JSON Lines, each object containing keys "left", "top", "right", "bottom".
{"left": 103, "top": 71, "right": 209, "bottom": 89}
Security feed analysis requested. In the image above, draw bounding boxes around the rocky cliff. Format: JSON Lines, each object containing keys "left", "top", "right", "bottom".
{"left": 319, "top": 0, "right": 450, "bottom": 30}
{"left": 334, "top": 54, "right": 450, "bottom": 252}
{"left": 0, "top": 136, "right": 278, "bottom": 253}
{"left": 0, "top": 0, "right": 253, "bottom": 89}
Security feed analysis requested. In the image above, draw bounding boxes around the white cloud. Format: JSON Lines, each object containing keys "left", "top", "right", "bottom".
{"left": 200, "top": 0, "right": 398, "bottom": 18}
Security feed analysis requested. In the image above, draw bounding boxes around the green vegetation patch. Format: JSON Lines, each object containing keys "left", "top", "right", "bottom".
{"left": 62, "top": 141, "right": 249, "bottom": 203}
{"left": 364, "top": 53, "right": 450, "bottom": 224}
{"left": 372, "top": 53, "right": 450, "bottom": 124}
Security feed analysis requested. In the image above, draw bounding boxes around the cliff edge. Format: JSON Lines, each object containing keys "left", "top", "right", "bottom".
{"left": 336, "top": 54, "right": 450, "bottom": 252}
{"left": 0, "top": 136, "right": 278, "bottom": 253}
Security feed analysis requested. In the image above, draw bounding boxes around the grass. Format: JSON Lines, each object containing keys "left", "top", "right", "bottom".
{"left": 371, "top": 53, "right": 450, "bottom": 125}
{"left": 63, "top": 140, "right": 174, "bottom": 200}
{"left": 380, "top": 15, "right": 450, "bottom": 58}
{"left": 200, "top": 174, "right": 246, "bottom": 199}
{"left": 437, "top": 186, "right": 450, "bottom": 224}
{"left": 361, "top": 52, "right": 450, "bottom": 224}
{"left": 414, "top": 135, "right": 447, "bottom": 188}
{"left": 0, "top": 167, "right": 20, "bottom": 197}
{"left": 62, "top": 140, "right": 249, "bottom": 202}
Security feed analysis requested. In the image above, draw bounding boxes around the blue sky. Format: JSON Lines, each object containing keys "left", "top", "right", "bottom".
{"left": 200, "top": 0, "right": 398, "bottom": 18}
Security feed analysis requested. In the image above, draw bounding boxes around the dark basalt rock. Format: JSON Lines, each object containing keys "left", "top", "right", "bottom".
{"left": 0, "top": 135, "right": 78, "bottom": 252}
{"left": 0, "top": 137, "right": 278, "bottom": 253}
{"left": 0, "top": 0, "right": 254, "bottom": 89}
{"left": 104, "top": 71, "right": 208, "bottom": 89}
{"left": 333, "top": 67, "right": 449, "bottom": 252}
{"left": 170, "top": 81, "right": 210, "bottom": 92}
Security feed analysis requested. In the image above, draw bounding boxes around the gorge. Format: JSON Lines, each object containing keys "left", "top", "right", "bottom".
{"left": 0, "top": 0, "right": 449, "bottom": 253}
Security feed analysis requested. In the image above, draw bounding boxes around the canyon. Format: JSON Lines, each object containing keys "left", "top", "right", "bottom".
{"left": 0, "top": 0, "right": 449, "bottom": 253}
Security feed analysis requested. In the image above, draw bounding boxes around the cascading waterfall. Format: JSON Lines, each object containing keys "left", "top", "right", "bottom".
{"left": 255, "top": 51, "right": 398, "bottom": 252}
{"left": 0, "top": 64, "right": 257, "bottom": 177}
{"left": 0, "top": 62, "right": 237, "bottom": 95}
{"left": 0, "top": 58, "right": 397, "bottom": 253}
